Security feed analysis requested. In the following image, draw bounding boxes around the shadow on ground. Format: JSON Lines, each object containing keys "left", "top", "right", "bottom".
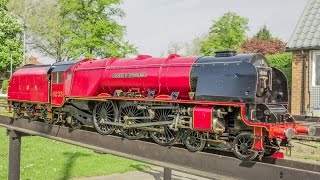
{"left": 61, "top": 152, "right": 90, "bottom": 180}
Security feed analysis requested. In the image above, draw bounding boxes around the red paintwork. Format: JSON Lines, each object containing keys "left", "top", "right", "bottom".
{"left": 270, "top": 152, "right": 284, "bottom": 159}
{"left": 100, "top": 54, "right": 197, "bottom": 99}
{"left": 51, "top": 83, "right": 64, "bottom": 106}
{"left": 70, "top": 59, "right": 106, "bottom": 97}
{"left": 192, "top": 105, "right": 213, "bottom": 132}
{"left": 8, "top": 66, "right": 50, "bottom": 103}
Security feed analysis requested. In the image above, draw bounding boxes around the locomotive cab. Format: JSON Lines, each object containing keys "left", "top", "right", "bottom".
{"left": 51, "top": 60, "right": 79, "bottom": 106}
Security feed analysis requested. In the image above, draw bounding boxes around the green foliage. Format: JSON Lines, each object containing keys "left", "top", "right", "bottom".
{"left": 200, "top": 12, "right": 249, "bottom": 55}
{"left": 59, "top": 0, "right": 137, "bottom": 59}
{"left": 0, "top": 0, "right": 23, "bottom": 72}
{"left": 8, "top": 0, "right": 69, "bottom": 61}
{"left": 184, "top": 34, "right": 206, "bottom": 56}
{"left": 0, "top": 127, "right": 149, "bottom": 179}
{"left": 8, "top": 0, "right": 136, "bottom": 61}
{"left": 28, "top": 0, "right": 67, "bottom": 61}
{"left": 1, "top": 79, "right": 8, "bottom": 90}
{"left": 241, "top": 25, "right": 285, "bottom": 55}
{"left": 254, "top": 25, "right": 273, "bottom": 40}
{"left": 266, "top": 53, "right": 292, "bottom": 87}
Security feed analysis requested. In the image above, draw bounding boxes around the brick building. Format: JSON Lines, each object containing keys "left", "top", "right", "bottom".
{"left": 286, "top": 0, "right": 320, "bottom": 117}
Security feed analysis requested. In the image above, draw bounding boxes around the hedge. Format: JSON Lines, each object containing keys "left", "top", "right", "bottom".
{"left": 1, "top": 80, "right": 9, "bottom": 91}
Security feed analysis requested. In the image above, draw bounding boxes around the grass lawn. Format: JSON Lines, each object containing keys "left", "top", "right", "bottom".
{"left": 0, "top": 110, "right": 12, "bottom": 117}
{"left": 286, "top": 140, "right": 320, "bottom": 163}
{"left": 0, "top": 127, "right": 149, "bottom": 180}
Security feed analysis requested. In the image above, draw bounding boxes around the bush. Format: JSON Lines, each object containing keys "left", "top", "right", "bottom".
{"left": 265, "top": 53, "right": 292, "bottom": 88}
{"left": 240, "top": 38, "right": 286, "bottom": 55}
{"left": 2, "top": 80, "right": 9, "bottom": 91}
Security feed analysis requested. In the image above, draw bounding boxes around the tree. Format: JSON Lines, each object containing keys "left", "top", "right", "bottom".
{"left": 8, "top": 0, "right": 136, "bottom": 61}
{"left": 8, "top": 0, "right": 69, "bottom": 61}
{"left": 240, "top": 38, "right": 286, "bottom": 55}
{"left": 164, "top": 35, "right": 206, "bottom": 57}
{"left": 28, "top": 0, "right": 68, "bottom": 61}
{"left": 59, "top": 0, "right": 136, "bottom": 59}
{"left": 240, "top": 25, "right": 286, "bottom": 55}
{"left": 167, "top": 41, "right": 183, "bottom": 55}
{"left": 0, "top": 0, "right": 23, "bottom": 78}
{"left": 255, "top": 25, "right": 273, "bottom": 40}
{"left": 184, "top": 35, "right": 206, "bottom": 56}
{"left": 200, "top": 12, "right": 249, "bottom": 55}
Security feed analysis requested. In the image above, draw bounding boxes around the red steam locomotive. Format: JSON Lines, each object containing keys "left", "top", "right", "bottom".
{"left": 7, "top": 51, "right": 316, "bottom": 160}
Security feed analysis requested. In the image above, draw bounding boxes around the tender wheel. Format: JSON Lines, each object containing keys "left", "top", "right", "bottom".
{"left": 183, "top": 131, "right": 206, "bottom": 152}
{"left": 71, "top": 117, "right": 82, "bottom": 130}
{"left": 150, "top": 109, "right": 179, "bottom": 146}
{"left": 13, "top": 102, "right": 22, "bottom": 120}
{"left": 119, "top": 101, "right": 147, "bottom": 140}
{"left": 93, "top": 101, "right": 118, "bottom": 135}
{"left": 26, "top": 103, "right": 38, "bottom": 121}
{"left": 233, "top": 133, "right": 258, "bottom": 161}
{"left": 40, "top": 105, "right": 52, "bottom": 124}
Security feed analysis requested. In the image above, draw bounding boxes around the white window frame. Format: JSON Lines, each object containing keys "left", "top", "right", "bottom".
{"left": 311, "top": 51, "right": 320, "bottom": 87}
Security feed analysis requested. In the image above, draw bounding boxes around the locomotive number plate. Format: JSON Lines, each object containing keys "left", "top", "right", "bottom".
{"left": 52, "top": 91, "right": 64, "bottom": 97}
{"left": 112, "top": 72, "right": 147, "bottom": 78}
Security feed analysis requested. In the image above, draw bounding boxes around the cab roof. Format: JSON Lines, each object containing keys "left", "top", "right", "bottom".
{"left": 52, "top": 60, "right": 80, "bottom": 72}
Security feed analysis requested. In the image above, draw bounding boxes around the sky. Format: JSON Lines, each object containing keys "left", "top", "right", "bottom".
{"left": 120, "top": 0, "right": 308, "bottom": 56}
{"left": 36, "top": 0, "right": 309, "bottom": 64}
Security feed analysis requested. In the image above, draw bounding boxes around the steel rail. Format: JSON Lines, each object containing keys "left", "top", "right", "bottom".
{"left": 1, "top": 115, "right": 320, "bottom": 180}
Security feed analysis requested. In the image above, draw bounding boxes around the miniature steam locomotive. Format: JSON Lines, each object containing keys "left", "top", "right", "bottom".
{"left": 7, "top": 50, "right": 316, "bottom": 160}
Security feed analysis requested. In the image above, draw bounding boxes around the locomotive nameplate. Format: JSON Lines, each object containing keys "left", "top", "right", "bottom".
{"left": 112, "top": 72, "right": 147, "bottom": 78}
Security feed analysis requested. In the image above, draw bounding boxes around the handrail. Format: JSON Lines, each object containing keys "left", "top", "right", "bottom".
{"left": 0, "top": 116, "right": 319, "bottom": 180}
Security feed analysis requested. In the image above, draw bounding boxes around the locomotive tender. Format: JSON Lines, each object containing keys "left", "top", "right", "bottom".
{"left": 8, "top": 50, "right": 316, "bottom": 160}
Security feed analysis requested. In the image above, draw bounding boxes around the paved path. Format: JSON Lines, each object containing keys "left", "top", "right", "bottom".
{"left": 78, "top": 166, "right": 236, "bottom": 180}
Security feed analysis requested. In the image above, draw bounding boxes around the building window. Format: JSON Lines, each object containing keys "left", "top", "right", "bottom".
{"left": 312, "top": 52, "right": 320, "bottom": 86}
{"left": 316, "top": 55, "right": 320, "bottom": 86}
{"left": 52, "top": 72, "right": 63, "bottom": 84}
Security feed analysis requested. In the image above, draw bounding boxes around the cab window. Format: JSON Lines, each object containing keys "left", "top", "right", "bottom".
{"left": 52, "top": 72, "right": 63, "bottom": 84}
{"left": 67, "top": 71, "right": 72, "bottom": 80}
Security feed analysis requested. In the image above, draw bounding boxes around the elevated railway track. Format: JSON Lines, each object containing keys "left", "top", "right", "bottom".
{"left": 0, "top": 115, "right": 320, "bottom": 180}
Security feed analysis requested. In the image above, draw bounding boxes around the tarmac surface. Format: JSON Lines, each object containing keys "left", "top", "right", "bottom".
{"left": 78, "top": 166, "right": 237, "bottom": 180}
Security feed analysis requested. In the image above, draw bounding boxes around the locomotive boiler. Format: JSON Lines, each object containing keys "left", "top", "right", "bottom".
{"left": 7, "top": 50, "right": 316, "bottom": 161}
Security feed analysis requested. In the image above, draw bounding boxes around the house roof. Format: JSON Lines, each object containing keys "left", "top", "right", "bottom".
{"left": 26, "top": 56, "right": 43, "bottom": 65}
{"left": 287, "top": 0, "right": 320, "bottom": 50}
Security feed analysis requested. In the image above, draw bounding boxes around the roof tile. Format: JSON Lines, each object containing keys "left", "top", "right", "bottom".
{"left": 287, "top": 0, "right": 320, "bottom": 50}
